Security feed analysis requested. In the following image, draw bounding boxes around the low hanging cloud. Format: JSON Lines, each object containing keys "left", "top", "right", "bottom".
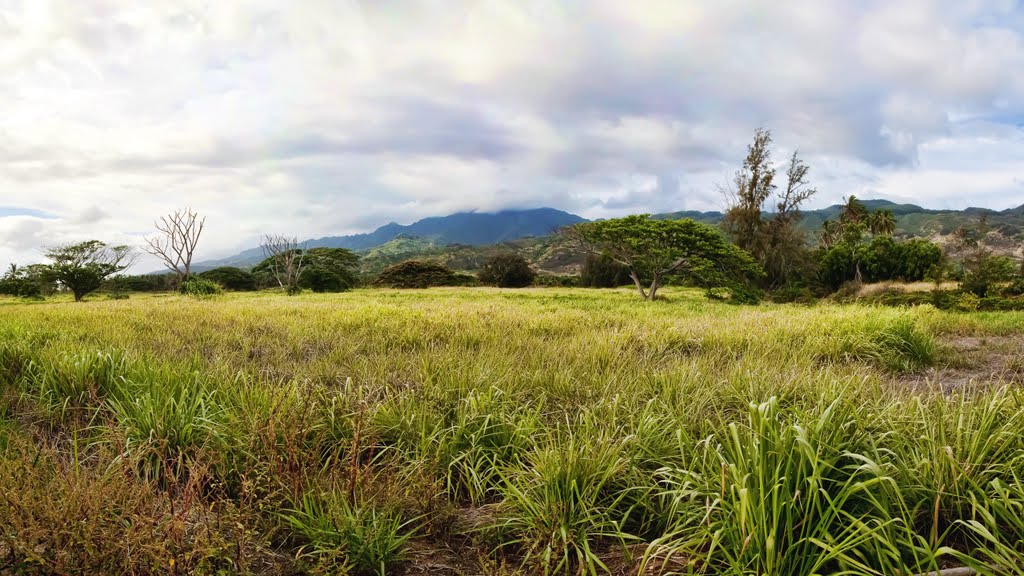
{"left": 0, "top": 0, "right": 1022, "bottom": 269}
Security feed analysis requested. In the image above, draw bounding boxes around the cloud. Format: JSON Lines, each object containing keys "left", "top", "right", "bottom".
{"left": 0, "top": 0, "right": 1022, "bottom": 268}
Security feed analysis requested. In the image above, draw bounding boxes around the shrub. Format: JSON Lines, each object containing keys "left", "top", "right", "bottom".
{"left": 478, "top": 254, "right": 536, "bottom": 288}
{"left": 579, "top": 254, "right": 631, "bottom": 288}
{"left": 300, "top": 268, "right": 352, "bottom": 293}
{"left": 373, "top": 261, "right": 471, "bottom": 289}
{"left": 199, "top": 267, "right": 257, "bottom": 291}
{"left": 179, "top": 277, "right": 223, "bottom": 297}
{"left": 955, "top": 292, "right": 981, "bottom": 312}
{"left": 532, "top": 274, "right": 579, "bottom": 287}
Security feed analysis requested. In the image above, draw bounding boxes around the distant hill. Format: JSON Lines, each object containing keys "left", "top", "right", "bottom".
{"left": 194, "top": 208, "right": 586, "bottom": 270}
{"left": 193, "top": 200, "right": 1024, "bottom": 274}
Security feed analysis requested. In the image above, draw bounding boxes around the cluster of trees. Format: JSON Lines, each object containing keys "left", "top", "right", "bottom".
{"left": 3, "top": 152, "right": 1021, "bottom": 303}
{"left": 0, "top": 241, "right": 135, "bottom": 301}
{"left": 564, "top": 129, "right": 1021, "bottom": 302}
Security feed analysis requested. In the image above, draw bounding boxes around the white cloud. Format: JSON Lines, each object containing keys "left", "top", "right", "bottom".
{"left": 0, "top": 0, "right": 1022, "bottom": 269}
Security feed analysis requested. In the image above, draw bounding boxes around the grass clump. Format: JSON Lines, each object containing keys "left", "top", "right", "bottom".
{"left": 179, "top": 277, "right": 224, "bottom": 297}
{"left": 283, "top": 490, "right": 417, "bottom": 575}
{"left": 0, "top": 287, "right": 1022, "bottom": 574}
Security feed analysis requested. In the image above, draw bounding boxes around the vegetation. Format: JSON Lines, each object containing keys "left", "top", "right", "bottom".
{"left": 178, "top": 277, "right": 224, "bottom": 297}
{"left": 478, "top": 253, "right": 536, "bottom": 288}
{"left": 722, "top": 128, "right": 817, "bottom": 289}
{"left": 144, "top": 208, "right": 206, "bottom": 284}
{"left": 298, "top": 247, "right": 360, "bottom": 292}
{"left": 0, "top": 288, "right": 1023, "bottom": 575}
{"left": 373, "top": 260, "right": 472, "bottom": 289}
{"left": 565, "top": 215, "right": 764, "bottom": 301}
{"left": 199, "top": 266, "right": 258, "bottom": 291}
{"left": 43, "top": 240, "right": 136, "bottom": 302}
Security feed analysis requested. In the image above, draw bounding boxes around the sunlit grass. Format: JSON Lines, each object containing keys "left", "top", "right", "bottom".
{"left": 1, "top": 287, "right": 1022, "bottom": 574}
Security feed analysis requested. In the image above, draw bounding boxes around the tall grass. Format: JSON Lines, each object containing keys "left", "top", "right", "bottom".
{"left": 0, "top": 288, "right": 1022, "bottom": 574}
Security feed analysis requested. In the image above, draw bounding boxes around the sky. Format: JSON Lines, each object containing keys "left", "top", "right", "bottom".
{"left": 1, "top": 0, "right": 1024, "bottom": 268}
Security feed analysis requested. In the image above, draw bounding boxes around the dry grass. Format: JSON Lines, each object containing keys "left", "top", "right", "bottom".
{"left": 0, "top": 287, "right": 1022, "bottom": 575}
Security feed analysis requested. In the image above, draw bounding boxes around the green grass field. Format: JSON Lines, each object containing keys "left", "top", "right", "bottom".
{"left": 2, "top": 288, "right": 1024, "bottom": 575}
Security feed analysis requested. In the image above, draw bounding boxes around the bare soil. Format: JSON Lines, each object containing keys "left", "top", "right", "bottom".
{"left": 902, "top": 335, "right": 1024, "bottom": 393}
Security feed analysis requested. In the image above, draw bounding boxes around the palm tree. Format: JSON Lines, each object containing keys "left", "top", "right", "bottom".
{"left": 868, "top": 209, "right": 896, "bottom": 236}
{"left": 840, "top": 195, "right": 868, "bottom": 225}
{"left": 3, "top": 263, "right": 16, "bottom": 279}
{"left": 819, "top": 219, "right": 840, "bottom": 248}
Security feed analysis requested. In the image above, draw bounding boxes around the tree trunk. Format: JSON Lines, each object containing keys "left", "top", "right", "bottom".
{"left": 629, "top": 271, "right": 648, "bottom": 300}
{"left": 648, "top": 276, "right": 661, "bottom": 301}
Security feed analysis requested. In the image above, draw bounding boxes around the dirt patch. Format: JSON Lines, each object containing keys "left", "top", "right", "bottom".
{"left": 901, "top": 335, "right": 1024, "bottom": 393}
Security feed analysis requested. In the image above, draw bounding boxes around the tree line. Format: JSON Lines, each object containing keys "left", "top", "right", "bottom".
{"left": 1, "top": 130, "right": 1021, "bottom": 303}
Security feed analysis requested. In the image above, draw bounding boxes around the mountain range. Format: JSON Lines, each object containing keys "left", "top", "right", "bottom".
{"left": 193, "top": 200, "right": 1024, "bottom": 273}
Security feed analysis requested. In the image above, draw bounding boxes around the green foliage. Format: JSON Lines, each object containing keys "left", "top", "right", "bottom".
{"left": 721, "top": 129, "right": 818, "bottom": 289}
{"left": 179, "top": 277, "right": 223, "bottom": 297}
{"left": 956, "top": 292, "right": 981, "bottom": 312}
{"left": 199, "top": 266, "right": 257, "bottom": 291}
{"left": 478, "top": 253, "right": 536, "bottom": 288}
{"left": 111, "top": 273, "right": 176, "bottom": 292}
{"left": 253, "top": 247, "right": 359, "bottom": 292}
{"left": 579, "top": 253, "right": 632, "bottom": 288}
{"left": 300, "top": 247, "right": 360, "bottom": 292}
{"left": 962, "top": 255, "right": 1017, "bottom": 297}
{"left": 4, "top": 290, "right": 1024, "bottom": 575}
{"left": 373, "top": 260, "right": 473, "bottom": 289}
{"left": 43, "top": 240, "right": 135, "bottom": 302}
{"left": 284, "top": 492, "right": 416, "bottom": 576}
{"left": 567, "top": 215, "right": 763, "bottom": 301}
{"left": 818, "top": 237, "right": 944, "bottom": 289}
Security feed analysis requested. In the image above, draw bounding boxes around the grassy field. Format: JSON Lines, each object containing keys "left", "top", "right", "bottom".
{"left": 1, "top": 287, "right": 1023, "bottom": 575}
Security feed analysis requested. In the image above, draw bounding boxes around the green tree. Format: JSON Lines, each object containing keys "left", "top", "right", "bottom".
{"left": 44, "top": 240, "right": 136, "bottom": 301}
{"left": 300, "top": 247, "right": 360, "bottom": 292}
{"left": 198, "top": 267, "right": 257, "bottom": 291}
{"left": 478, "top": 253, "right": 536, "bottom": 288}
{"left": 721, "top": 129, "right": 817, "bottom": 288}
{"left": 867, "top": 209, "right": 897, "bottom": 236}
{"left": 564, "top": 215, "right": 763, "bottom": 301}
{"left": 580, "top": 254, "right": 632, "bottom": 288}
{"left": 839, "top": 196, "right": 868, "bottom": 225}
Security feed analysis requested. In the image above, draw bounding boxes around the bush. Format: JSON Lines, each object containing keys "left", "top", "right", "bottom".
{"left": 532, "top": 274, "right": 579, "bottom": 287}
{"left": 300, "top": 268, "right": 353, "bottom": 293}
{"left": 477, "top": 254, "right": 536, "bottom": 288}
{"left": 114, "top": 274, "right": 176, "bottom": 292}
{"left": 373, "top": 261, "right": 471, "bottom": 289}
{"left": 179, "top": 278, "right": 223, "bottom": 297}
{"left": 579, "top": 254, "right": 631, "bottom": 288}
{"left": 955, "top": 292, "right": 981, "bottom": 312}
{"left": 199, "top": 267, "right": 257, "bottom": 291}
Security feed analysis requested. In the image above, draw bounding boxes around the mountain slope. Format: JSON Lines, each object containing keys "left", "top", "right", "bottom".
{"left": 195, "top": 208, "right": 586, "bottom": 270}
{"left": 194, "top": 200, "right": 1024, "bottom": 273}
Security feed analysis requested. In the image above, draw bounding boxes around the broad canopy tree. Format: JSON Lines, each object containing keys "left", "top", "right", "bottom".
{"left": 564, "top": 215, "right": 763, "bottom": 301}
{"left": 44, "top": 240, "right": 136, "bottom": 301}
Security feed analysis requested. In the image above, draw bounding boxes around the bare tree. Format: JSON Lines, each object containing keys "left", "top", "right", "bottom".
{"left": 260, "top": 234, "right": 307, "bottom": 293}
{"left": 144, "top": 209, "right": 206, "bottom": 284}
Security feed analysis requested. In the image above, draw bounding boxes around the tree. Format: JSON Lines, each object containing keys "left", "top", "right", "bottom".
{"left": 44, "top": 240, "right": 136, "bottom": 301}
{"left": 818, "top": 220, "right": 840, "bottom": 249}
{"left": 564, "top": 215, "right": 763, "bottom": 301}
{"left": 868, "top": 209, "right": 897, "bottom": 236}
{"left": 478, "top": 254, "right": 536, "bottom": 288}
{"left": 299, "top": 247, "right": 360, "bottom": 292}
{"left": 839, "top": 196, "right": 868, "bottom": 225}
{"left": 260, "top": 235, "right": 307, "bottom": 294}
{"left": 374, "top": 261, "right": 471, "bottom": 289}
{"left": 580, "top": 254, "right": 632, "bottom": 288}
{"left": 144, "top": 209, "right": 206, "bottom": 285}
{"left": 198, "top": 267, "right": 257, "bottom": 291}
{"left": 0, "top": 263, "right": 55, "bottom": 298}
{"left": 721, "top": 129, "right": 817, "bottom": 289}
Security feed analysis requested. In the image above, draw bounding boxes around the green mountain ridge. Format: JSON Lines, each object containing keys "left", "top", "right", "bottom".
{"left": 192, "top": 200, "right": 1024, "bottom": 276}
